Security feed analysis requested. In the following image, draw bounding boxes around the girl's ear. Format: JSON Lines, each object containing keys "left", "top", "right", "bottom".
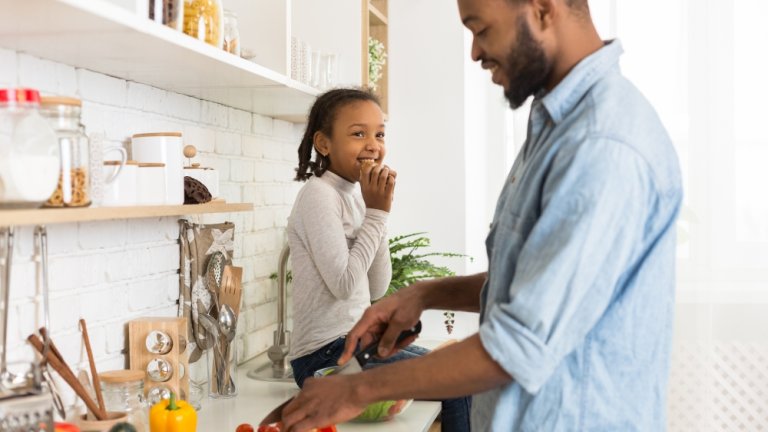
{"left": 313, "top": 130, "right": 330, "bottom": 157}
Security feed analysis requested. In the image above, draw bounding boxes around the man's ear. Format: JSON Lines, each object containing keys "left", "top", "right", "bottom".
{"left": 313, "top": 131, "right": 330, "bottom": 157}
{"left": 530, "top": 0, "right": 556, "bottom": 31}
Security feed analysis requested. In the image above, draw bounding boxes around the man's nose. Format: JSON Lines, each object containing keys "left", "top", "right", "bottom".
{"left": 471, "top": 38, "right": 483, "bottom": 63}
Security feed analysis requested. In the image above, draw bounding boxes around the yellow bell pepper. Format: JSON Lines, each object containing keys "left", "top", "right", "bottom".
{"left": 150, "top": 392, "right": 197, "bottom": 432}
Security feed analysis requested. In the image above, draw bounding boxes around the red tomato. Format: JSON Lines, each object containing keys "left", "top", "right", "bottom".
{"left": 254, "top": 423, "right": 336, "bottom": 432}
{"left": 256, "top": 423, "right": 282, "bottom": 432}
{"left": 236, "top": 423, "right": 255, "bottom": 432}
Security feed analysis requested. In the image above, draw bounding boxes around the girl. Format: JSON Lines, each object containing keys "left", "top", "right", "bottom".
{"left": 286, "top": 88, "right": 470, "bottom": 431}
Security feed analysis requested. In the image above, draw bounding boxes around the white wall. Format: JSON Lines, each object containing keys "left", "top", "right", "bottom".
{"left": 387, "top": 0, "right": 509, "bottom": 340}
{"left": 0, "top": 48, "right": 301, "bottom": 408}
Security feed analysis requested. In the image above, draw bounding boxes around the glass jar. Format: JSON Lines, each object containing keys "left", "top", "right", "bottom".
{"left": 149, "top": 0, "right": 183, "bottom": 31}
{"left": 183, "top": 0, "right": 224, "bottom": 48}
{"left": 39, "top": 97, "right": 91, "bottom": 208}
{"left": 99, "top": 370, "right": 149, "bottom": 432}
{"left": 223, "top": 9, "right": 241, "bottom": 56}
{"left": 0, "top": 88, "right": 60, "bottom": 209}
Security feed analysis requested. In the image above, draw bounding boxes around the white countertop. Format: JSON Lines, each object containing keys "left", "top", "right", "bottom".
{"left": 196, "top": 356, "right": 441, "bottom": 432}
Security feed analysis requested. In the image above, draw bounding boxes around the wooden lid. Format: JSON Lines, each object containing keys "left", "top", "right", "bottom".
{"left": 40, "top": 96, "right": 82, "bottom": 107}
{"left": 138, "top": 162, "right": 166, "bottom": 167}
{"left": 132, "top": 132, "right": 182, "bottom": 138}
{"left": 104, "top": 160, "right": 138, "bottom": 166}
{"left": 99, "top": 369, "right": 145, "bottom": 384}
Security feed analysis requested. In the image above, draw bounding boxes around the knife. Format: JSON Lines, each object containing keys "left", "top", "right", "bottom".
{"left": 259, "top": 321, "right": 422, "bottom": 426}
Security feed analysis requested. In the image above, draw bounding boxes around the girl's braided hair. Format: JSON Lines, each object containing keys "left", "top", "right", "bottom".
{"left": 295, "top": 88, "right": 381, "bottom": 181}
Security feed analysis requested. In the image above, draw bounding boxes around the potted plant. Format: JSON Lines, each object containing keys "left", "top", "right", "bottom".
{"left": 387, "top": 232, "right": 469, "bottom": 334}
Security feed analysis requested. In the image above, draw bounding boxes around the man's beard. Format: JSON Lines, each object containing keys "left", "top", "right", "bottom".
{"left": 503, "top": 16, "right": 552, "bottom": 109}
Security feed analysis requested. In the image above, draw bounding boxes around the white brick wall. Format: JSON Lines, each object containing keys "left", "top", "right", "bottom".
{"left": 2, "top": 49, "right": 301, "bottom": 409}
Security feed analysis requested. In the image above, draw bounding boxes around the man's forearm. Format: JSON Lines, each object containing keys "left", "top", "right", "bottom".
{"left": 419, "top": 272, "right": 486, "bottom": 313}
{"left": 354, "top": 334, "right": 511, "bottom": 402}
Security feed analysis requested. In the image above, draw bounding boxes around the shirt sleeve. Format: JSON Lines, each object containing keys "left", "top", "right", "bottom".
{"left": 367, "top": 231, "right": 392, "bottom": 301}
{"left": 296, "top": 185, "right": 389, "bottom": 300}
{"left": 479, "top": 138, "right": 656, "bottom": 394}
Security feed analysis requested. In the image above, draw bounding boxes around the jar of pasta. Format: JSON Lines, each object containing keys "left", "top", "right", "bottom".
{"left": 40, "top": 97, "right": 91, "bottom": 207}
{"left": 183, "top": 0, "right": 224, "bottom": 48}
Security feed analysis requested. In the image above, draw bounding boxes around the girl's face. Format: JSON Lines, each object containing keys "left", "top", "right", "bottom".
{"left": 314, "top": 100, "right": 386, "bottom": 183}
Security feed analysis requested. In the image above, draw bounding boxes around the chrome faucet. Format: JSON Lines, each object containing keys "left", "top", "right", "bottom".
{"left": 248, "top": 243, "right": 293, "bottom": 381}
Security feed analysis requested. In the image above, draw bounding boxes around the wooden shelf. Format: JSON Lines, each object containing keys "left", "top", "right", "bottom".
{"left": 0, "top": 0, "right": 319, "bottom": 122}
{"left": 368, "top": 4, "right": 388, "bottom": 26}
{"left": 0, "top": 202, "right": 253, "bottom": 226}
{"left": 362, "top": 0, "right": 389, "bottom": 114}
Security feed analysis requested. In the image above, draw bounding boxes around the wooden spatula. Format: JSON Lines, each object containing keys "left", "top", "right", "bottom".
{"left": 221, "top": 265, "right": 243, "bottom": 317}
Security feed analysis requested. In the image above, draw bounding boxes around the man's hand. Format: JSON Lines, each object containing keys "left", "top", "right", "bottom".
{"left": 339, "top": 282, "right": 428, "bottom": 364}
{"left": 281, "top": 374, "right": 366, "bottom": 432}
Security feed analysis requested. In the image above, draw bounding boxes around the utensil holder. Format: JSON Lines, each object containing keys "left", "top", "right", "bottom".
{"left": 206, "top": 337, "right": 237, "bottom": 398}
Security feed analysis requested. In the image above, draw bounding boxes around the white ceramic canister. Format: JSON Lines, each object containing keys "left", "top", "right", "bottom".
{"left": 131, "top": 132, "right": 183, "bottom": 205}
{"left": 136, "top": 163, "right": 166, "bottom": 205}
{"left": 183, "top": 165, "right": 219, "bottom": 198}
{"left": 102, "top": 160, "right": 138, "bottom": 207}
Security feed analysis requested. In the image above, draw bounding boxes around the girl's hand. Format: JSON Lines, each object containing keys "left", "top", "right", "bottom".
{"left": 360, "top": 162, "right": 396, "bottom": 212}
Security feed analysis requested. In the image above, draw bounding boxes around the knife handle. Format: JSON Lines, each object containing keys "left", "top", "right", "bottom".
{"left": 354, "top": 320, "right": 422, "bottom": 367}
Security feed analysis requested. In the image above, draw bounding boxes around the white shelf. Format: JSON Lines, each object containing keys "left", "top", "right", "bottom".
{"left": 0, "top": 202, "right": 253, "bottom": 226}
{"left": 0, "top": 0, "right": 320, "bottom": 122}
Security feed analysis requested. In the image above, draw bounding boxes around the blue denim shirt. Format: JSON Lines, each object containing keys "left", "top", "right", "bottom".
{"left": 473, "top": 40, "right": 683, "bottom": 431}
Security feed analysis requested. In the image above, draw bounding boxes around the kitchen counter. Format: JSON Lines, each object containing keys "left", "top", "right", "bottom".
{"left": 196, "top": 356, "right": 441, "bottom": 432}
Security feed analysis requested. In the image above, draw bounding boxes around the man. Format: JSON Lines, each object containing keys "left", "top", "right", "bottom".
{"left": 282, "top": 0, "right": 682, "bottom": 430}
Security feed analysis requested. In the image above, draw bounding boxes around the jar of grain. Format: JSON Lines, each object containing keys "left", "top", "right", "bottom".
{"left": 183, "top": 0, "right": 224, "bottom": 48}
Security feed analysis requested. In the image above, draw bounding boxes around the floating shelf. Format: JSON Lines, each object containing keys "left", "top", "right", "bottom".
{"left": 0, "top": 0, "right": 319, "bottom": 122}
{"left": 0, "top": 202, "right": 253, "bottom": 226}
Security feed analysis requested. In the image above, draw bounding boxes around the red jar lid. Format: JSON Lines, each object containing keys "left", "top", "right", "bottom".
{"left": 0, "top": 88, "right": 41, "bottom": 105}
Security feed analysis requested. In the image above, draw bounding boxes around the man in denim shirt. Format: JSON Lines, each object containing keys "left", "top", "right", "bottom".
{"left": 281, "top": 0, "right": 682, "bottom": 430}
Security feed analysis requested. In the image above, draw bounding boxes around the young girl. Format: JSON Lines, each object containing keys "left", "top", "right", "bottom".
{"left": 286, "top": 88, "right": 470, "bottom": 431}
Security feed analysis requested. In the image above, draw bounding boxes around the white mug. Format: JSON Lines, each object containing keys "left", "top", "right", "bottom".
{"left": 131, "top": 132, "right": 184, "bottom": 205}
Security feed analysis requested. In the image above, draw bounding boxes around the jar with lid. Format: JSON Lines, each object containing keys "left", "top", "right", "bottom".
{"left": 99, "top": 370, "right": 150, "bottom": 432}
{"left": 39, "top": 97, "right": 91, "bottom": 207}
{"left": 183, "top": 0, "right": 224, "bottom": 48}
{"left": 223, "top": 9, "right": 241, "bottom": 56}
{"left": 0, "top": 88, "right": 60, "bottom": 208}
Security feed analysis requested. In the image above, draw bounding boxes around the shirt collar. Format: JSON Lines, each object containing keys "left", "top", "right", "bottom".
{"left": 318, "top": 169, "right": 356, "bottom": 194}
{"left": 541, "top": 39, "right": 624, "bottom": 124}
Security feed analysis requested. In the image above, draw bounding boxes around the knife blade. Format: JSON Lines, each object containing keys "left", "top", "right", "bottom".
{"left": 258, "top": 321, "right": 422, "bottom": 426}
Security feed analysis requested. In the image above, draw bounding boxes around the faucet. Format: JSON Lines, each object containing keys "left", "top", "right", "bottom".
{"left": 248, "top": 243, "right": 293, "bottom": 381}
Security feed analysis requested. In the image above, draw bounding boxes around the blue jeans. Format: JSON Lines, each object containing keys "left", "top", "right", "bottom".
{"left": 291, "top": 338, "right": 471, "bottom": 432}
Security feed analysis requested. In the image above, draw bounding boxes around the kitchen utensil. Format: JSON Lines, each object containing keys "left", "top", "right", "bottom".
{"left": 27, "top": 333, "right": 107, "bottom": 420}
{"left": 220, "top": 265, "right": 242, "bottom": 316}
{"left": 79, "top": 318, "right": 106, "bottom": 415}
{"left": 259, "top": 321, "right": 422, "bottom": 426}
{"left": 205, "top": 251, "right": 227, "bottom": 301}
{"left": 77, "top": 370, "right": 98, "bottom": 420}
{"left": 0, "top": 227, "right": 14, "bottom": 388}
{"left": 217, "top": 303, "right": 237, "bottom": 394}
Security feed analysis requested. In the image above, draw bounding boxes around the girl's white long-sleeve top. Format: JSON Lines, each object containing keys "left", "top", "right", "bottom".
{"left": 286, "top": 170, "right": 391, "bottom": 360}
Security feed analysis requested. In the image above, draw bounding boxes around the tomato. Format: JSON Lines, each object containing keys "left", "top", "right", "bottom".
{"left": 257, "top": 423, "right": 281, "bottom": 432}
{"left": 255, "top": 423, "right": 336, "bottom": 432}
{"left": 236, "top": 423, "right": 255, "bottom": 432}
